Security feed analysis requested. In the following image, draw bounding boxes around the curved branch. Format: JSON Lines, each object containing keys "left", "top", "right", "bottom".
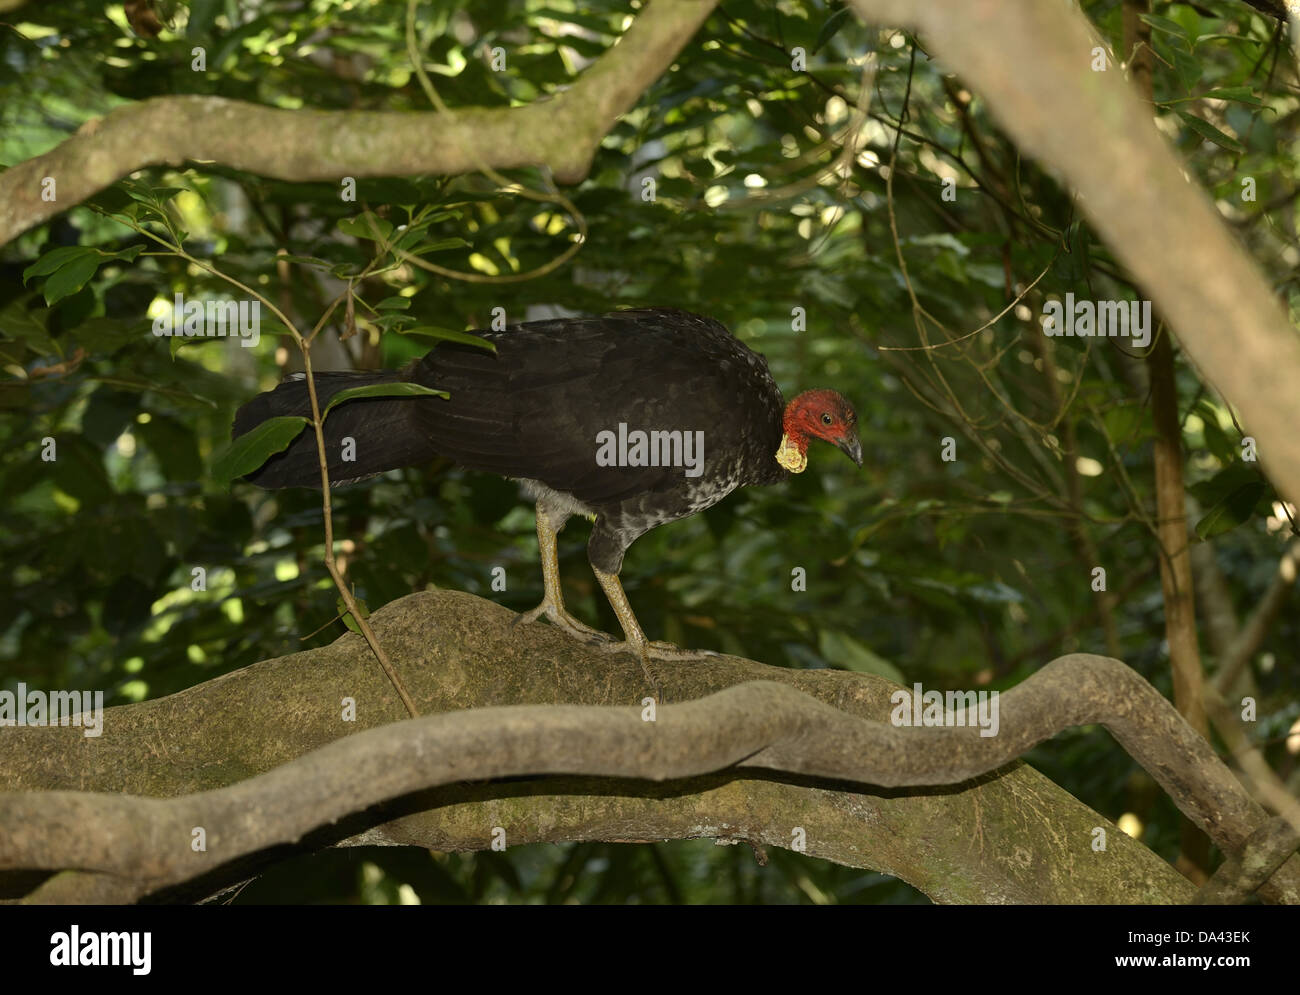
{"left": 1, "top": 591, "right": 1294, "bottom": 904}
{"left": 0, "top": 0, "right": 718, "bottom": 246}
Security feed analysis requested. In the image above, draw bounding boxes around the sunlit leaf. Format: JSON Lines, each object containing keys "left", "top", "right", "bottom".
{"left": 211, "top": 415, "right": 309, "bottom": 486}
{"left": 321, "top": 382, "right": 450, "bottom": 419}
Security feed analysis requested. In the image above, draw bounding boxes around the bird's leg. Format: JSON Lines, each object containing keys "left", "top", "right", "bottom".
{"left": 512, "top": 504, "right": 613, "bottom": 644}
{"left": 591, "top": 566, "right": 718, "bottom": 679}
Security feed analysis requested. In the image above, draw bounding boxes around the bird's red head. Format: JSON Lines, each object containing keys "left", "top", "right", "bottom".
{"left": 776, "top": 389, "right": 862, "bottom": 473}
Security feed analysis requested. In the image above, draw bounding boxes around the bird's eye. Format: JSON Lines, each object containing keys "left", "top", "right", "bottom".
{"left": 821, "top": 412, "right": 833, "bottom": 426}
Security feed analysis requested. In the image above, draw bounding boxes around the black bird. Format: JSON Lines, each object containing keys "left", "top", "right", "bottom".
{"left": 232, "top": 307, "right": 861, "bottom": 673}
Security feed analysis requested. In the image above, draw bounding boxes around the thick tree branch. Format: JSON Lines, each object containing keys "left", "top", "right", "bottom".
{"left": 0, "top": 0, "right": 718, "bottom": 246}
{"left": 1, "top": 591, "right": 1295, "bottom": 905}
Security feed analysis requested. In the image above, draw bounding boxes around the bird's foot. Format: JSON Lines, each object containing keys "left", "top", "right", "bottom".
{"left": 598, "top": 639, "right": 718, "bottom": 703}
{"left": 511, "top": 600, "right": 614, "bottom": 645}
{"left": 597, "top": 638, "right": 718, "bottom": 661}
{"left": 647, "top": 640, "right": 719, "bottom": 661}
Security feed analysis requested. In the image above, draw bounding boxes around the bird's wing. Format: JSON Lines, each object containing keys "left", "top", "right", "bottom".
{"left": 409, "top": 310, "right": 778, "bottom": 506}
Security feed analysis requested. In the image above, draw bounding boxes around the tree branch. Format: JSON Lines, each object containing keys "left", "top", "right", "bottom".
{"left": 2, "top": 590, "right": 1295, "bottom": 904}
{"left": 0, "top": 0, "right": 718, "bottom": 246}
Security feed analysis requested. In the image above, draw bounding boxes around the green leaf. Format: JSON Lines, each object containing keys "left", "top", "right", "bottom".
{"left": 818, "top": 630, "right": 906, "bottom": 684}
{"left": 1194, "top": 481, "right": 1267, "bottom": 539}
{"left": 813, "top": 5, "right": 852, "bottom": 54}
{"left": 1140, "top": 13, "right": 1191, "bottom": 45}
{"left": 90, "top": 371, "right": 219, "bottom": 407}
{"left": 1193, "top": 400, "right": 1235, "bottom": 464}
{"left": 339, "top": 213, "right": 394, "bottom": 242}
{"left": 399, "top": 236, "right": 472, "bottom": 255}
{"left": 210, "top": 415, "right": 309, "bottom": 486}
{"left": 169, "top": 333, "right": 193, "bottom": 358}
{"left": 23, "top": 246, "right": 98, "bottom": 282}
{"left": 1189, "top": 461, "right": 1258, "bottom": 507}
{"left": 23, "top": 245, "right": 145, "bottom": 305}
{"left": 275, "top": 254, "right": 333, "bottom": 269}
{"left": 70, "top": 315, "right": 151, "bottom": 353}
{"left": 321, "top": 382, "right": 449, "bottom": 419}
{"left": 1176, "top": 111, "right": 1242, "bottom": 153}
{"left": 374, "top": 296, "right": 411, "bottom": 311}
{"left": 1201, "top": 86, "right": 1261, "bottom": 106}
{"left": 905, "top": 232, "right": 970, "bottom": 256}
{"left": 405, "top": 206, "right": 462, "bottom": 227}
{"left": 337, "top": 594, "right": 370, "bottom": 633}
{"left": 42, "top": 253, "right": 103, "bottom": 305}
{"left": 119, "top": 180, "right": 185, "bottom": 210}
{"left": 1169, "top": 46, "right": 1202, "bottom": 92}
{"left": 85, "top": 186, "right": 138, "bottom": 217}
{"left": 396, "top": 326, "right": 497, "bottom": 351}
{"left": 0, "top": 295, "right": 53, "bottom": 349}
{"left": 372, "top": 312, "right": 414, "bottom": 332}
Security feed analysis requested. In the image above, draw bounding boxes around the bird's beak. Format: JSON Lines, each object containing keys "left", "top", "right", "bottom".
{"left": 837, "top": 435, "right": 863, "bottom": 467}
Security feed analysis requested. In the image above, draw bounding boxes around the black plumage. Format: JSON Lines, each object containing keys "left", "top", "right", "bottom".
{"left": 232, "top": 307, "right": 861, "bottom": 668}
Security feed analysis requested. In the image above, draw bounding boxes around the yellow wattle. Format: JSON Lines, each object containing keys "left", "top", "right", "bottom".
{"left": 775, "top": 433, "right": 807, "bottom": 473}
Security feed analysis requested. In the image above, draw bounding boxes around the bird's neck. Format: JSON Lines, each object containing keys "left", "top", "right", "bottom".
{"left": 775, "top": 403, "right": 809, "bottom": 474}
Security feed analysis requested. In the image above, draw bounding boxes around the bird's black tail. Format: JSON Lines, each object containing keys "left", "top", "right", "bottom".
{"left": 232, "top": 370, "right": 440, "bottom": 488}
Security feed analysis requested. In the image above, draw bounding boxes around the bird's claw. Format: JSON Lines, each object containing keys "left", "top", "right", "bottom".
{"left": 596, "top": 639, "right": 717, "bottom": 660}
{"left": 510, "top": 604, "right": 547, "bottom": 630}
{"left": 512, "top": 601, "right": 614, "bottom": 644}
